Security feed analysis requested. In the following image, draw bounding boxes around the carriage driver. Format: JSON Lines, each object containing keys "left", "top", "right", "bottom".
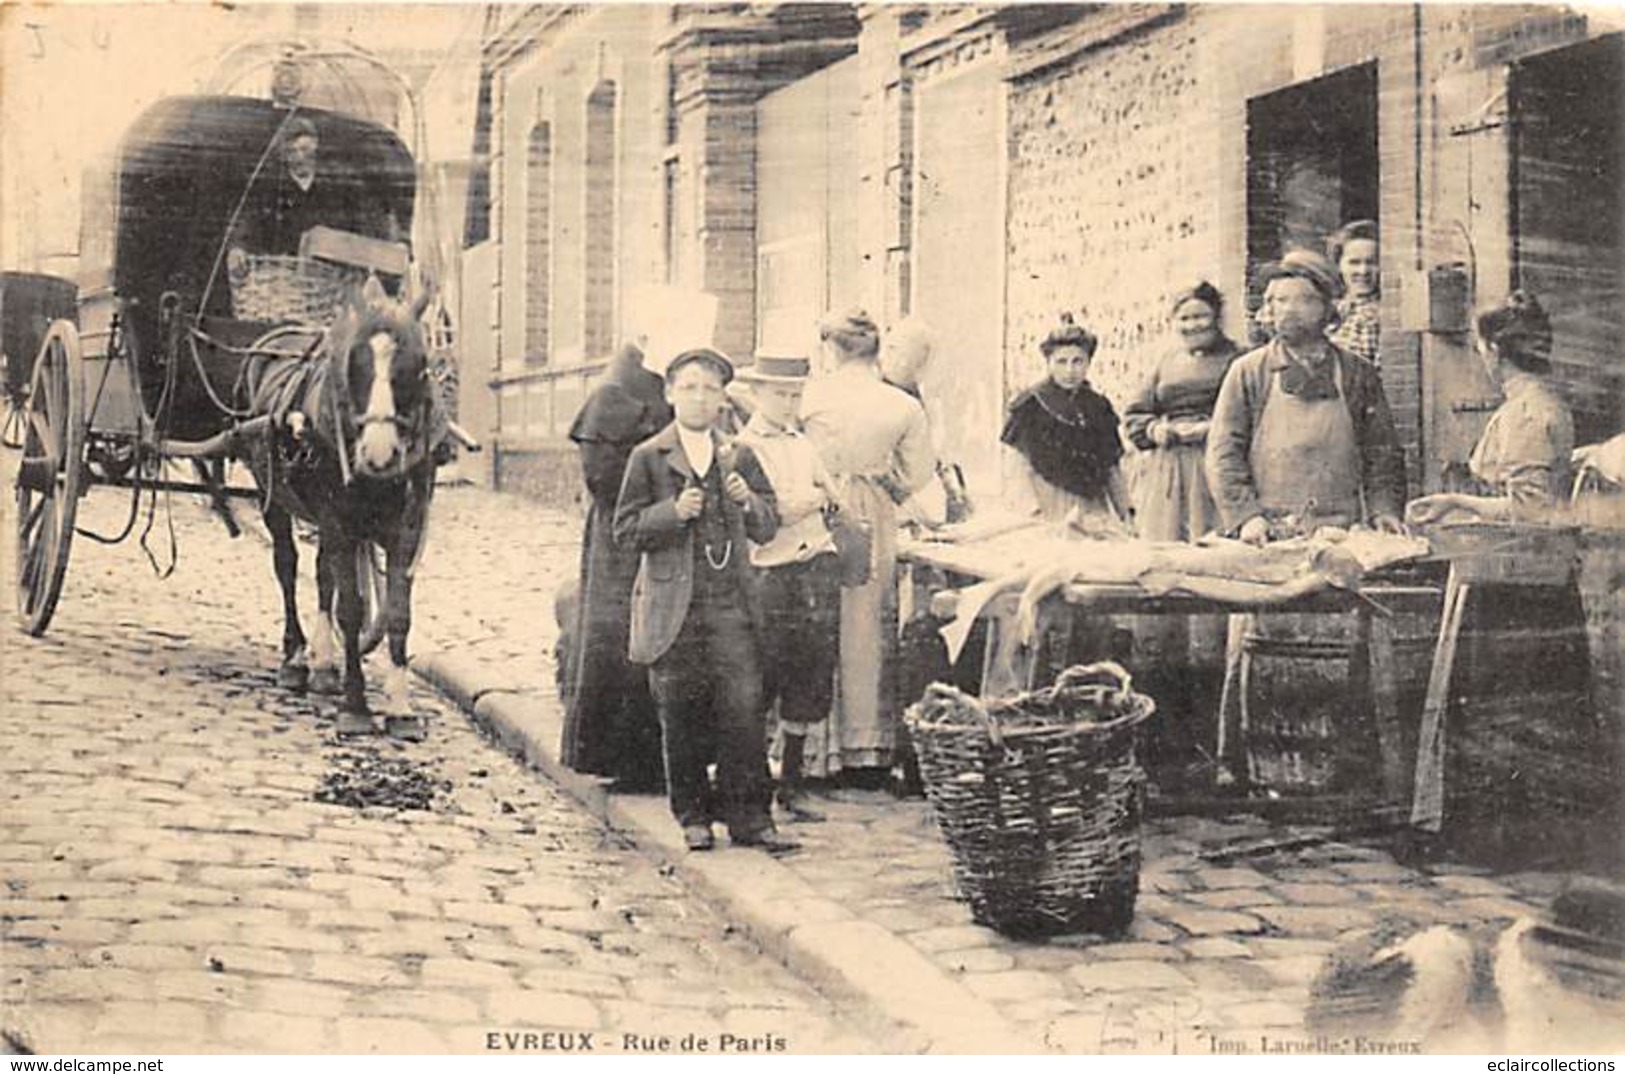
{"left": 225, "top": 116, "right": 402, "bottom": 284}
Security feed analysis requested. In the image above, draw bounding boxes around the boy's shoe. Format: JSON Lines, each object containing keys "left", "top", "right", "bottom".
{"left": 731, "top": 825, "right": 801, "bottom": 855}
{"left": 682, "top": 824, "right": 715, "bottom": 851}
{"left": 775, "top": 787, "right": 826, "bottom": 823}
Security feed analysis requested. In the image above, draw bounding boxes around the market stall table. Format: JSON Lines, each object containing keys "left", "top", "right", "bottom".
{"left": 897, "top": 521, "right": 1444, "bottom": 809}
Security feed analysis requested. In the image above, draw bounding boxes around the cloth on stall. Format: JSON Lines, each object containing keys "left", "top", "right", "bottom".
{"left": 1574, "top": 432, "right": 1625, "bottom": 489}
{"left": 934, "top": 528, "right": 1431, "bottom": 663}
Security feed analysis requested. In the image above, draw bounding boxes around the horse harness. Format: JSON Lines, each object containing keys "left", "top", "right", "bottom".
{"left": 242, "top": 321, "right": 440, "bottom": 489}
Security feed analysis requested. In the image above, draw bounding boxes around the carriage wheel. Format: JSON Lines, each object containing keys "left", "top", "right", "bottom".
{"left": 357, "top": 541, "right": 387, "bottom": 656}
{"left": 2, "top": 352, "right": 26, "bottom": 449}
{"left": 14, "top": 322, "right": 85, "bottom": 636}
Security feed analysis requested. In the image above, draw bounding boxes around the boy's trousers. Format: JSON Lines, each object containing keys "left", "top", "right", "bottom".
{"left": 648, "top": 587, "right": 771, "bottom": 836}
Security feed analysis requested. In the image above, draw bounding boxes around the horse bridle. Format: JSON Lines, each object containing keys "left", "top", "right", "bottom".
{"left": 344, "top": 349, "right": 434, "bottom": 474}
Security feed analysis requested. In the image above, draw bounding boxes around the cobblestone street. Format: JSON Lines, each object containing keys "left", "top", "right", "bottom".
{"left": 1, "top": 479, "right": 877, "bottom": 1054}
{"left": 5, "top": 475, "right": 1620, "bottom": 1055}
{"left": 393, "top": 484, "right": 1615, "bottom": 1054}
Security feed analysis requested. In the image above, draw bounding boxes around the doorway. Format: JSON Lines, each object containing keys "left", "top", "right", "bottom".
{"left": 1245, "top": 63, "right": 1380, "bottom": 335}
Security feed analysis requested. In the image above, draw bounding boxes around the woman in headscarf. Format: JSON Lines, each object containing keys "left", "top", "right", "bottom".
{"left": 800, "top": 309, "right": 938, "bottom": 787}
{"left": 559, "top": 341, "right": 674, "bottom": 791}
{"left": 1124, "top": 281, "right": 1241, "bottom": 542}
{"left": 881, "top": 317, "right": 968, "bottom": 525}
{"left": 1123, "top": 283, "right": 1241, "bottom": 770}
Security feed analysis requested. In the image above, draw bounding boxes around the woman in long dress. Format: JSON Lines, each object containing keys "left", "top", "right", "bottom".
{"left": 800, "top": 309, "right": 937, "bottom": 786}
{"left": 1000, "top": 315, "right": 1135, "bottom": 679}
{"left": 1406, "top": 291, "right": 1605, "bottom": 856}
{"left": 1122, "top": 283, "right": 1240, "bottom": 766}
{"left": 1125, "top": 282, "right": 1240, "bottom": 540}
{"left": 559, "top": 342, "right": 673, "bottom": 790}
{"left": 1000, "top": 315, "right": 1131, "bottom": 529}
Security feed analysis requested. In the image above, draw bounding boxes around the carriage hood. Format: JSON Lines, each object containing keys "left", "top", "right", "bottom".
{"left": 111, "top": 95, "right": 416, "bottom": 323}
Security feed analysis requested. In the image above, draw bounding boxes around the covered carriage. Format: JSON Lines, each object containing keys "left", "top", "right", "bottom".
{"left": 13, "top": 42, "right": 437, "bottom": 641}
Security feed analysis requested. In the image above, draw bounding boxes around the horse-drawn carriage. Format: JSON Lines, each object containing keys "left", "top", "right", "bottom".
{"left": 11, "top": 41, "right": 459, "bottom": 739}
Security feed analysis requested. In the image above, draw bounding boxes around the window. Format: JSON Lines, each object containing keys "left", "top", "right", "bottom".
{"left": 525, "top": 122, "right": 552, "bottom": 364}
{"left": 463, "top": 68, "right": 496, "bottom": 248}
{"left": 583, "top": 81, "right": 617, "bottom": 360}
{"left": 663, "top": 156, "right": 681, "bottom": 284}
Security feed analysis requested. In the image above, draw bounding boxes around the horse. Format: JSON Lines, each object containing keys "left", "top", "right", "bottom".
{"left": 242, "top": 275, "right": 439, "bottom": 739}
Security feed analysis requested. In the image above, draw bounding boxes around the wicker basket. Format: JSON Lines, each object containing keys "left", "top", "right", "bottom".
{"left": 903, "top": 662, "right": 1156, "bottom": 938}
{"left": 231, "top": 255, "right": 355, "bottom": 326}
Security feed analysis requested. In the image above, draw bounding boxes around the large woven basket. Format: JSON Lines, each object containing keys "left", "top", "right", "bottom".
{"left": 904, "top": 662, "right": 1156, "bottom": 938}
{"left": 231, "top": 255, "right": 355, "bottom": 327}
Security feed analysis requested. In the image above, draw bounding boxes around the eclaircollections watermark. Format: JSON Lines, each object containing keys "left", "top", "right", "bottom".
{"left": 486, "top": 1030, "right": 789, "bottom": 1054}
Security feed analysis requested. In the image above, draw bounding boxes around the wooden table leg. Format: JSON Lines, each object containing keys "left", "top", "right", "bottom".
{"left": 980, "top": 595, "right": 1045, "bottom": 698}
{"left": 1214, "top": 614, "right": 1247, "bottom": 783}
{"left": 1412, "top": 567, "right": 1470, "bottom": 832}
{"left": 1366, "top": 607, "right": 1409, "bottom": 803}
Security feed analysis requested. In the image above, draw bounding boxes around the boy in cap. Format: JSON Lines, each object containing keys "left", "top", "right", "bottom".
{"left": 613, "top": 348, "right": 799, "bottom": 853}
{"left": 734, "top": 354, "right": 842, "bottom": 822}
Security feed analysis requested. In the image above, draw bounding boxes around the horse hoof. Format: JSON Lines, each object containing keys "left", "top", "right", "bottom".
{"left": 335, "top": 711, "right": 376, "bottom": 737}
{"left": 310, "top": 668, "right": 342, "bottom": 696}
{"left": 385, "top": 715, "right": 427, "bottom": 743}
{"left": 277, "top": 663, "right": 309, "bottom": 691}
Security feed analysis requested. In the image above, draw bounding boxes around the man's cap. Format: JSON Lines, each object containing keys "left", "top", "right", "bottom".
{"left": 737, "top": 354, "right": 811, "bottom": 384}
{"left": 665, "top": 346, "right": 734, "bottom": 385}
{"left": 1257, "top": 249, "right": 1343, "bottom": 304}
{"left": 281, "top": 115, "right": 319, "bottom": 142}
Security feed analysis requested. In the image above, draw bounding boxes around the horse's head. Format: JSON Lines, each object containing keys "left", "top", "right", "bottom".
{"left": 332, "top": 276, "right": 433, "bottom": 478}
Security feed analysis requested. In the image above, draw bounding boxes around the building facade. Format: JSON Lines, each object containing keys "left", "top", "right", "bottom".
{"left": 457, "top": 3, "right": 1624, "bottom": 507}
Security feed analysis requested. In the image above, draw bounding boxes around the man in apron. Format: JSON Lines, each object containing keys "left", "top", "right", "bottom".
{"left": 1204, "top": 249, "right": 1408, "bottom": 790}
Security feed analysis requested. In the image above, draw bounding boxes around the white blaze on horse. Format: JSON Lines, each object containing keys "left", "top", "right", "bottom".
{"left": 244, "top": 275, "right": 440, "bottom": 739}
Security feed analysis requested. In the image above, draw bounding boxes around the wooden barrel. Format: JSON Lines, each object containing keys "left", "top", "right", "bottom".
{"left": 1239, "top": 613, "right": 1366, "bottom": 794}
{"left": 1238, "top": 606, "right": 1438, "bottom": 799}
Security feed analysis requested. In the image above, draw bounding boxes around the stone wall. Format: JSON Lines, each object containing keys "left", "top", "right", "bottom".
{"left": 1005, "top": 10, "right": 1225, "bottom": 412}
{"left": 493, "top": 443, "right": 589, "bottom": 511}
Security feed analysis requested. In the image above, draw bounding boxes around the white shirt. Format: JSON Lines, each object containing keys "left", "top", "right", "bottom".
{"left": 736, "top": 415, "right": 835, "bottom": 567}
{"left": 675, "top": 423, "right": 714, "bottom": 477}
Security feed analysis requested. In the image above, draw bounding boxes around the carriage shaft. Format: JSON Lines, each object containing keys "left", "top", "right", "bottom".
{"left": 96, "top": 474, "right": 264, "bottom": 500}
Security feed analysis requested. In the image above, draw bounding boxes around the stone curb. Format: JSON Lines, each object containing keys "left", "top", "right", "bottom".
{"left": 409, "top": 651, "right": 1034, "bottom": 1055}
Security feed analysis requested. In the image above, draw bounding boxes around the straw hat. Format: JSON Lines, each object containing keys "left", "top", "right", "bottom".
{"left": 736, "top": 354, "right": 811, "bottom": 384}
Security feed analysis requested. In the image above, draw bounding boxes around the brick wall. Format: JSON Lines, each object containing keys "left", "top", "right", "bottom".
{"left": 1005, "top": 11, "right": 1226, "bottom": 412}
